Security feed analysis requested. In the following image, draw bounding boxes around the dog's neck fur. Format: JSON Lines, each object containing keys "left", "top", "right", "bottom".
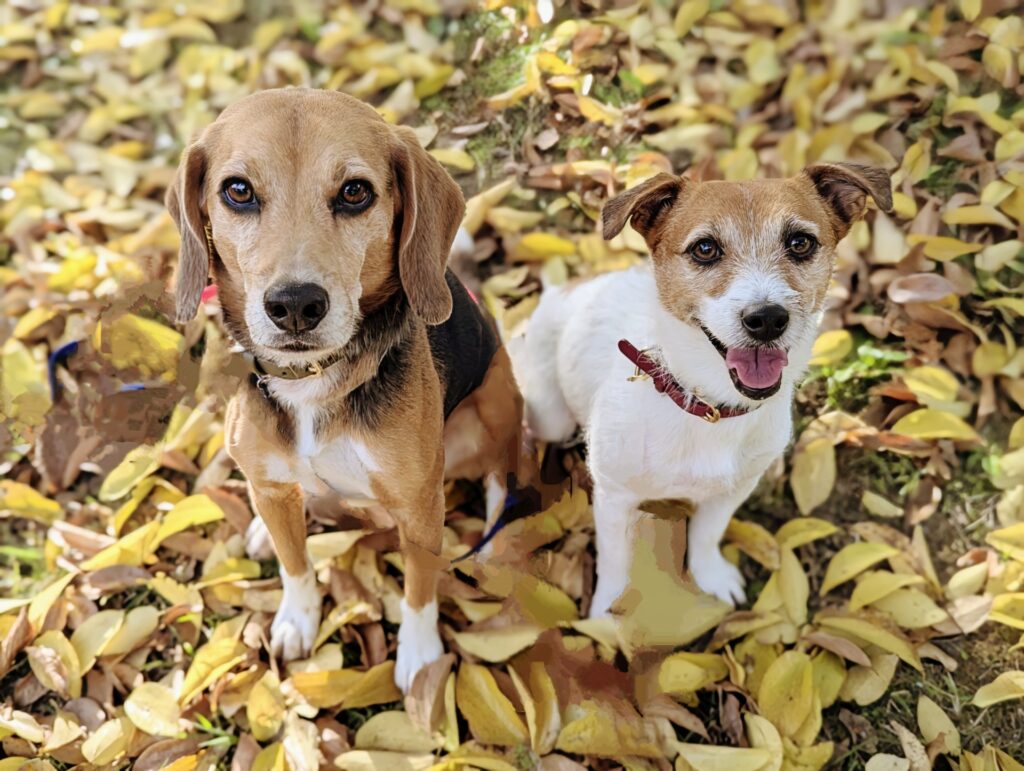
{"left": 252, "top": 291, "right": 416, "bottom": 435}
{"left": 652, "top": 301, "right": 799, "bottom": 412}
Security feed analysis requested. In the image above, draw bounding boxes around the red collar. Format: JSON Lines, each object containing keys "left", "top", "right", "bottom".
{"left": 617, "top": 339, "right": 751, "bottom": 423}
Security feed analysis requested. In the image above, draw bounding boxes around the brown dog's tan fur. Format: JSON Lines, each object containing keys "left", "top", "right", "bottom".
{"left": 168, "top": 88, "right": 523, "bottom": 689}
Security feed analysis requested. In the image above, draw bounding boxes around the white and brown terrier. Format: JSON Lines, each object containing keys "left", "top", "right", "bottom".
{"left": 167, "top": 88, "right": 524, "bottom": 691}
{"left": 519, "top": 164, "right": 893, "bottom": 616}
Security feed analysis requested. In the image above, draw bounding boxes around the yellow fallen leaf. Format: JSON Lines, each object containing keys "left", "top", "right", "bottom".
{"left": 512, "top": 232, "right": 576, "bottom": 261}
{"left": 726, "top": 519, "right": 780, "bottom": 570}
{"left": 972, "top": 670, "right": 1024, "bottom": 708}
{"left": 27, "top": 572, "right": 75, "bottom": 631}
{"left": 556, "top": 699, "right": 662, "bottom": 759}
{"left": 450, "top": 626, "right": 540, "bottom": 663}
{"left": 820, "top": 542, "right": 900, "bottom": 595}
{"left": 779, "top": 548, "right": 809, "bottom": 626}
{"left": 125, "top": 682, "right": 182, "bottom": 737}
{"left": 28, "top": 631, "right": 81, "bottom": 699}
{"left": 865, "top": 755, "right": 910, "bottom": 771}
{"left": 917, "top": 694, "right": 960, "bottom": 756}
{"left": 1, "top": 338, "right": 51, "bottom": 426}
{"left": 179, "top": 637, "right": 248, "bottom": 705}
{"left": 942, "top": 205, "right": 1015, "bottom": 229}
{"left": 509, "top": 661, "right": 560, "bottom": 756}
{"left": 849, "top": 571, "right": 926, "bottom": 610}
{"left": 986, "top": 523, "right": 1024, "bottom": 561}
{"left": 809, "top": 329, "right": 853, "bottom": 366}
{"left": 354, "top": 710, "right": 439, "bottom": 752}
{"left": 455, "top": 662, "right": 529, "bottom": 746}
{"left": 81, "top": 717, "right": 134, "bottom": 765}
{"left": 861, "top": 491, "right": 903, "bottom": 519}
{"left": 871, "top": 588, "right": 950, "bottom": 629}
{"left": 676, "top": 743, "right": 771, "bottom": 771}
{"left": 578, "top": 95, "right": 621, "bottom": 127}
{"left": 839, "top": 653, "right": 899, "bottom": 706}
{"left": 251, "top": 742, "right": 287, "bottom": 771}
{"left": 428, "top": 148, "right": 475, "bottom": 172}
{"left": 891, "top": 408, "right": 980, "bottom": 442}
{"left": 70, "top": 609, "right": 124, "bottom": 672}
{"left": 757, "top": 651, "right": 814, "bottom": 738}
{"left": 816, "top": 613, "right": 923, "bottom": 671}
{"left": 0, "top": 709, "right": 46, "bottom": 743}
{"left": 99, "top": 313, "right": 184, "bottom": 380}
{"left": 674, "top": 0, "right": 710, "bottom": 36}
{"left": 334, "top": 751, "right": 433, "bottom": 771}
{"left": 104, "top": 606, "right": 161, "bottom": 656}
{"left": 0, "top": 480, "right": 62, "bottom": 524}
{"left": 658, "top": 652, "right": 729, "bottom": 695}
{"left": 775, "top": 517, "right": 838, "bottom": 550}
{"left": 903, "top": 366, "right": 960, "bottom": 406}
{"left": 291, "top": 661, "right": 401, "bottom": 709}
{"left": 745, "top": 713, "right": 783, "bottom": 771}
{"left": 99, "top": 444, "right": 161, "bottom": 502}
{"left": 906, "top": 235, "right": 983, "bottom": 261}
{"left": 790, "top": 438, "right": 836, "bottom": 515}
{"left": 463, "top": 179, "right": 515, "bottom": 235}
{"left": 248, "top": 670, "right": 285, "bottom": 742}
{"left": 80, "top": 520, "right": 160, "bottom": 570}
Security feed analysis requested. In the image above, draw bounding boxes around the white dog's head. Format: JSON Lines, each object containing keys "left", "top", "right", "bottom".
{"left": 602, "top": 164, "right": 892, "bottom": 399}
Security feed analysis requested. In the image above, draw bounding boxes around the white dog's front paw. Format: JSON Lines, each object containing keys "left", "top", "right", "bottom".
{"left": 245, "top": 517, "right": 276, "bottom": 561}
{"left": 394, "top": 599, "right": 443, "bottom": 694}
{"left": 690, "top": 553, "right": 746, "bottom": 606}
{"left": 270, "top": 571, "right": 321, "bottom": 661}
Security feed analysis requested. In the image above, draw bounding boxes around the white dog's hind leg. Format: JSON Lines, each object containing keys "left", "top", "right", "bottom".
{"left": 245, "top": 516, "right": 276, "bottom": 561}
{"left": 687, "top": 481, "right": 759, "bottom": 606}
{"left": 520, "top": 290, "right": 577, "bottom": 443}
{"left": 588, "top": 482, "right": 638, "bottom": 618}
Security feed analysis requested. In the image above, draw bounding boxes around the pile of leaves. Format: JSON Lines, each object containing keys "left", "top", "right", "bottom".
{"left": 2, "top": 0, "right": 1024, "bottom": 768}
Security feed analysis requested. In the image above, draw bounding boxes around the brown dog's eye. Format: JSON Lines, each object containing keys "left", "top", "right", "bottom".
{"left": 689, "top": 237, "right": 721, "bottom": 264}
{"left": 335, "top": 180, "right": 374, "bottom": 213}
{"left": 786, "top": 232, "right": 817, "bottom": 259}
{"left": 222, "top": 178, "right": 257, "bottom": 209}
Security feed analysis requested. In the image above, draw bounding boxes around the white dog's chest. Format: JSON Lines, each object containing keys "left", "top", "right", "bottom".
{"left": 589, "top": 384, "right": 790, "bottom": 501}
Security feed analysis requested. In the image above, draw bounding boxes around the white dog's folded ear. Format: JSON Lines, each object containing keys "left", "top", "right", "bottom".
{"left": 166, "top": 143, "right": 210, "bottom": 323}
{"left": 391, "top": 125, "right": 464, "bottom": 326}
{"left": 601, "top": 173, "right": 683, "bottom": 241}
{"left": 804, "top": 163, "right": 894, "bottom": 239}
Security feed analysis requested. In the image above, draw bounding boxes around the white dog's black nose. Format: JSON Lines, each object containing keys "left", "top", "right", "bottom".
{"left": 742, "top": 304, "right": 789, "bottom": 342}
{"left": 264, "top": 283, "right": 329, "bottom": 333}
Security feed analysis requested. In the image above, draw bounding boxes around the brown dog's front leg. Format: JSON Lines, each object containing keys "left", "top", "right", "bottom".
{"left": 393, "top": 489, "right": 447, "bottom": 693}
{"left": 248, "top": 480, "right": 320, "bottom": 661}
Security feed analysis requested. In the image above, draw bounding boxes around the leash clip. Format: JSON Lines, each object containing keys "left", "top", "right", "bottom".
{"left": 308, "top": 359, "right": 324, "bottom": 377}
{"left": 702, "top": 403, "right": 721, "bottom": 423}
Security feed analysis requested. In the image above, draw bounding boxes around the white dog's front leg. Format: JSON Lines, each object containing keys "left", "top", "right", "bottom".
{"left": 589, "top": 482, "right": 639, "bottom": 618}
{"left": 687, "top": 481, "right": 758, "bottom": 606}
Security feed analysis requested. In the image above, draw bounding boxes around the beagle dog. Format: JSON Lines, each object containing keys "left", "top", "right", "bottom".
{"left": 167, "top": 88, "right": 524, "bottom": 692}
{"left": 519, "top": 164, "right": 893, "bottom": 617}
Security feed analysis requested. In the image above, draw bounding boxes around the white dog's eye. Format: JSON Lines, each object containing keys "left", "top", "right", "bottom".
{"left": 688, "top": 237, "right": 722, "bottom": 264}
{"left": 786, "top": 232, "right": 818, "bottom": 260}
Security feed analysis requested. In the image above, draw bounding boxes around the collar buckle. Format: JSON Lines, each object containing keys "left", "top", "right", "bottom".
{"left": 702, "top": 403, "right": 721, "bottom": 423}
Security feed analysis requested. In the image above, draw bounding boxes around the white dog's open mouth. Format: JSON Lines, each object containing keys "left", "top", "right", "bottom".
{"left": 699, "top": 324, "right": 789, "bottom": 400}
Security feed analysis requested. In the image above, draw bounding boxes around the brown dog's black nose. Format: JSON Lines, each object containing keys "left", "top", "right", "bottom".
{"left": 264, "top": 283, "right": 329, "bottom": 333}
{"left": 741, "top": 304, "right": 789, "bottom": 342}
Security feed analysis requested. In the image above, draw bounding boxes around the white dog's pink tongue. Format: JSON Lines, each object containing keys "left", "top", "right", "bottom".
{"left": 725, "top": 347, "right": 788, "bottom": 390}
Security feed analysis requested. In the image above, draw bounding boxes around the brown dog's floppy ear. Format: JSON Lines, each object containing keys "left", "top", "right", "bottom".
{"left": 804, "top": 162, "right": 894, "bottom": 240}
{"left": 166, "top": 143, "right": 210, "bottom": 323}
{"left": 391, "top": 126, "right": 464, "bottom": 326}
{"left": 602, "top": 173, "right": 683, "bottom": 242}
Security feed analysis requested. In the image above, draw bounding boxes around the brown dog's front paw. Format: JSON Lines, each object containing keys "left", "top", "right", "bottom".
{"left": 270, "top": 571, "right": 321, "bottom": 661}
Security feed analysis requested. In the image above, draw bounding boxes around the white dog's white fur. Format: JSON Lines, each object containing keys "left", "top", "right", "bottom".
{"left": 517, "top": 165, "right": 892, "bottom": 614}
{"left": 520, "top": 267, "right": 810, "bottom": 612}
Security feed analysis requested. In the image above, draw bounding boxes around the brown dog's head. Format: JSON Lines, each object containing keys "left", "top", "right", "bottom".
{"left": 167, "top": 88, "right": 465, "bottom": 367}
{"left": 602, "top": 163, "right": 892, "bottom": 399}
